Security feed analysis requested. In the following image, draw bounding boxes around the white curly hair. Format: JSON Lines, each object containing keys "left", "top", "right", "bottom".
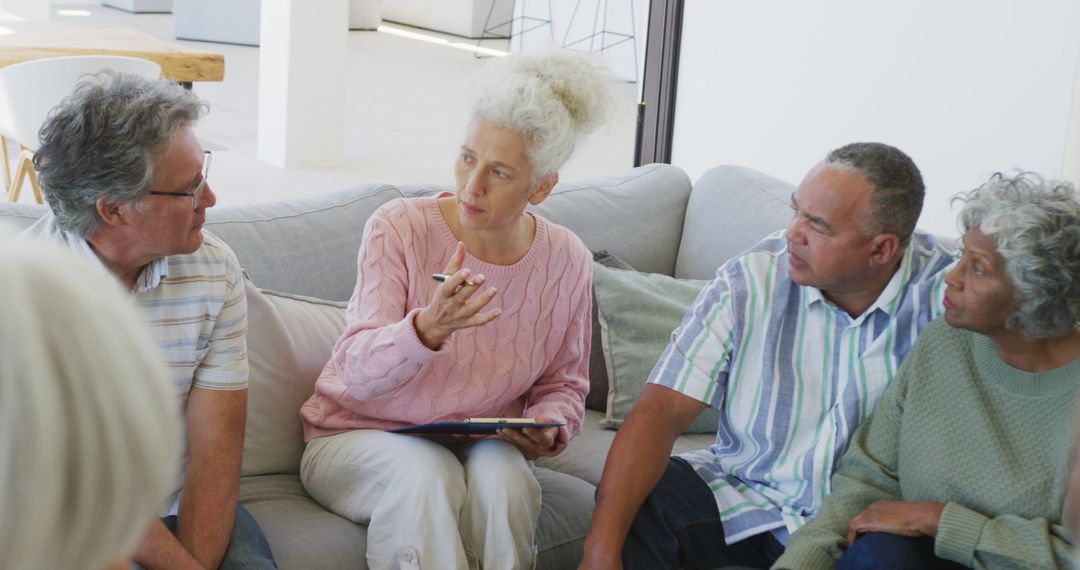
{"left": 469, "top": 49, "right": 613, "bottom": 183}
{"left": 955, "top": 172, "right": 1080, "bottom": 339}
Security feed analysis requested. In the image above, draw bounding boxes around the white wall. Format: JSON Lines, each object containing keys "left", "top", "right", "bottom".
{"left": 1063, "top": 52, "right": 1080, "bottom": 184}
{"left": 672, "top": 0, "right": 1080, "bottom": 237}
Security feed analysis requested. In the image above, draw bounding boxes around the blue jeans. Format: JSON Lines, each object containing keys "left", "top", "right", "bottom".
{"left": 135, "top": 505, "right": 276, "bottom": 569}
{"left": 837, "top": 532, "right": 967, "bottom": 570}
{"left": 622, "top": 457, "right": 784, "bottom": 570}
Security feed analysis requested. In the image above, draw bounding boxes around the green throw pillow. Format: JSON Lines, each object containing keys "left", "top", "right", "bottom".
{"left": 592, "top": 263, "right": 721, "bottom": 434}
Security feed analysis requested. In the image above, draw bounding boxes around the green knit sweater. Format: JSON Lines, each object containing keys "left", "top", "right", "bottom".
{"left": 774, "top": 319, "right": 1079, "bottom": 570}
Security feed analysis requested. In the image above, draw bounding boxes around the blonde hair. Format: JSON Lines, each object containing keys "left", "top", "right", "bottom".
{"left": 470, "top": 49, "right": 613, "bottom": 182}
{"left": 0, "top": 240, "right": 181, "bottom": 570}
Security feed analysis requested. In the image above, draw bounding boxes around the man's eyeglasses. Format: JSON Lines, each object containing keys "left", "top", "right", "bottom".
{"left": 146, "top": 150, "right": 212, "bottom": 209}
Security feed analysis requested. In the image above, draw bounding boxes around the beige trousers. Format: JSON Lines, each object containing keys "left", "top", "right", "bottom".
{"left": 301, "top": 430, "right": 541, "bottom": 570}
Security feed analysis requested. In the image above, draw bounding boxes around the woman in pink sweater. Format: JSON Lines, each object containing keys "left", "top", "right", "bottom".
{"left": 299, "top": 51, "right": 611, "bottom": 570}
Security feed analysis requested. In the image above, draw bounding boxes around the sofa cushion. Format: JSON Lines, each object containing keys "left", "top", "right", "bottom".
{"left": 592, "top": 263, "right": 720, "bottom": 434}
{"left": 240, "top": 469, "right": 595, "bottom": 570}
{"left": 675, "top": 165, "right": 794, "bottom": 280}
{"left": 532, "top": 467, "right": 596, "bottom": 569}
{"left": 534, "top": 164, "right": 692, "bottom": 277}
{"left": 537, "top": 410, "right": 716, "bottom": 486}
{"left": 243, "top": 282, "right": 346, "bottom": 477}
{"left": 586, "top": 250, "right": 636, "bottom": 412}
{"left": 240, "top": 474, "right": 366, "bottom": 570}
{"left": 207, "top": 184, "right": 404, "bottom": 302}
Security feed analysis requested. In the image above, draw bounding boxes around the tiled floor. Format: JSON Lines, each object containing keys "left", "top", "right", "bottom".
{"left": 5, "top": 5, "right": 639, "bottom": 205}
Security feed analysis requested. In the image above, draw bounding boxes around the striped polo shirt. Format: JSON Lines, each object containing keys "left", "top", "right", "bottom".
{"left": 649, "top": 230, "right": 954, "bottom": 544}
{"left": 23, "top": 212, "right": 248, "bottom": 513}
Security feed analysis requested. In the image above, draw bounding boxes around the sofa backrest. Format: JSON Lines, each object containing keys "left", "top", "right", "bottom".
{"left": 400, "top": 163, "right": 693, "bottom": 278}
{"left": 205, "top": 184, "right": 402, "bottom": 302}
{"left": 0, "top": 165, "right": 693, "bottom": 301}
{"left": 674, "top": 165, "right": 796, "bottom": 280}
{"left": 214, "top": 163, "right": 689, "bottom": 303}
{"left": 537, "top": 163, "right": 693, "bottom": 276}
{"left": 0, "top": 183, "right": 408, "bottom": 303}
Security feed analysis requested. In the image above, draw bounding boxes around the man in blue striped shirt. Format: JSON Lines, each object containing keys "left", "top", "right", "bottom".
{"left": 580, "top": 143, "right": 955, "bottom": 569}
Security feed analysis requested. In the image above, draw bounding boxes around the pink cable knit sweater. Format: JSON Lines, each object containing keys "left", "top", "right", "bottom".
{"left": 300, "top": 195, "right": 591, "bottom": 453}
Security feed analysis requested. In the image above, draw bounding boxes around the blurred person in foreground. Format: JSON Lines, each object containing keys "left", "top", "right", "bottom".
{"left": 1070, "top": 409, "right": 1080, "bottom": 567}
{"left": 298, "top": 50, "right": 609, "bottom": 570}
{"left": 21, "top": 71, "right": 275, "bottom": 568}
{"left": 0, "top": 240, "right": 180, "bottom": 570}
{"left": 775, "top": 172, "right": 1080, "bottom": 569}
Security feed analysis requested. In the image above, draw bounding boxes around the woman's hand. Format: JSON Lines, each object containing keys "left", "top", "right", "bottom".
{"left": 498, "top": 415, "right": 560, "bottom": 460}
{"left": 415, "top": 242, "right": 500, "bottom": 349}
{"left": 847, "top": 500, "right": 945, "bottom": 545}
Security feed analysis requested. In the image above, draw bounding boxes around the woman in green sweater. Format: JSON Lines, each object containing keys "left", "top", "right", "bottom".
{"left": 774, "top": 172, "right": 1080, "bottom": 570}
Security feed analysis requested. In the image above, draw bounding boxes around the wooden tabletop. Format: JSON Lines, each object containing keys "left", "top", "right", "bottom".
{"left": 0, "top": 21, "right": 224, "bottom": 82}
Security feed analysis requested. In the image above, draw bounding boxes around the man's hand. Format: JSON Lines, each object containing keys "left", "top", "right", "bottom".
{"left": 847, "top": 500, "right": 945, "bottom": 545}
{"left": 497, "top": 416, "right": 559, "bottom": 460}
{"left": 415, "top": 242, "right": 500, "bottom": 349}
{"left": 131, "top": 519, "right": 205, "bottom": 570}
{"left": 578, "top": 550, "right": 623, "bottom": 570}
{"left": 176, "top": 387, "right": 248, "bottom": 569}
{"left": 579, "top": 385, "right": 707, "bottom": 569}
{"left": 132, "top": 388, "right": 247, "bottom": 569}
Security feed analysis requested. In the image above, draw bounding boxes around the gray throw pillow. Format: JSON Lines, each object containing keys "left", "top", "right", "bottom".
{"left": 243, "top": 283, "right": 347, "bottom": 477}
{"left": 587, "top": 251, "right": 635, "bottom": 413}
{"left": 593, "top": 263, "right": 721, "bottom": 434}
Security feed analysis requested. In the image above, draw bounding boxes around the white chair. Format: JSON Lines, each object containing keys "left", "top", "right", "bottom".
{"left": 0, "top": 55, "right": 162, "bottom": 203}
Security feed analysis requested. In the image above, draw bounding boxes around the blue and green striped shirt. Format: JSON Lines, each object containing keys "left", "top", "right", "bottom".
{"left": 649, "top": 230, "right": 954, "bottom": 544}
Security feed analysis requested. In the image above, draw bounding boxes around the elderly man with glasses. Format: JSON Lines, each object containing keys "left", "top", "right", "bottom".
{"left": 21, "top": 70, "right": 275, "bottom": 570}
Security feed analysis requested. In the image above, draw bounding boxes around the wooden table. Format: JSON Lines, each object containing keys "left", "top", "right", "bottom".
{"left": 0, "top": 21, "right": 224, "bottom": 83}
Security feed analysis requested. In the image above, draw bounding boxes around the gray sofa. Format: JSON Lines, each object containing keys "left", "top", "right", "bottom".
{"left": 0, "top": 163, "right": 796, "bottom": 569}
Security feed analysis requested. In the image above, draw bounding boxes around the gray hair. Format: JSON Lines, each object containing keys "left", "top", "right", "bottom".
{"left": 0, "top": 240, "right": 180, "bottom": 570}
{"left": 33, "top": 70, "right": 206, "bottom": 237}
{"left": 955, "top": 172, "right": 1080, "bottom": 339}
{"left": 469, "top": 50, "right": 612, "bottom": 183}
{"left": 826, "top": 142, "right": 925, "bottom": 246}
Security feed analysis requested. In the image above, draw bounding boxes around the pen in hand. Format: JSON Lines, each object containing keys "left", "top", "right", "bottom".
{"left": 432, "top": 273, "right": 477, "bottom": 287}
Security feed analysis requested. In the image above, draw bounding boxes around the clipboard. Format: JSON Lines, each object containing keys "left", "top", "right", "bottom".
{"left": 391, "top": 418, "right": 564, "bottom": 435}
